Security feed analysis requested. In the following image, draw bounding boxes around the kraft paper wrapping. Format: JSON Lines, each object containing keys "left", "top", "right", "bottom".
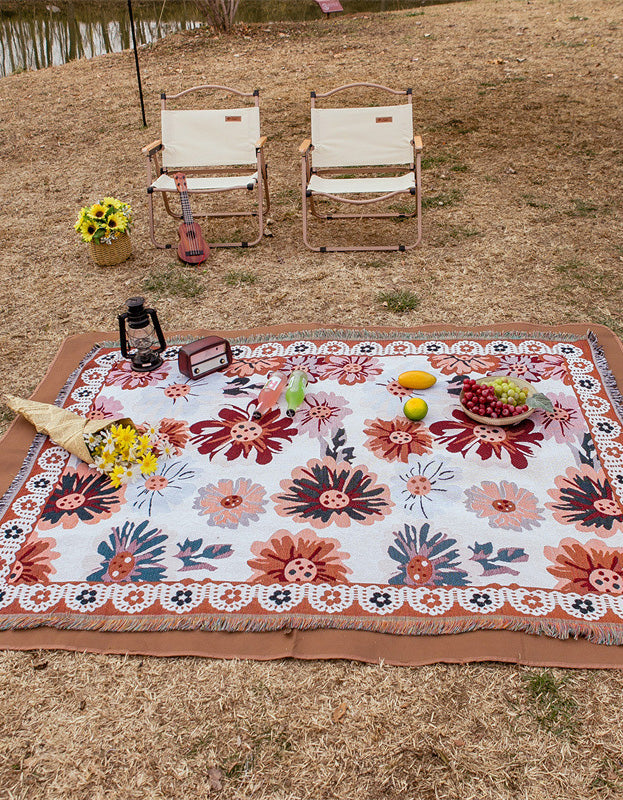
{"left": 3, "top": 394, "right": 132, "bottom": 465}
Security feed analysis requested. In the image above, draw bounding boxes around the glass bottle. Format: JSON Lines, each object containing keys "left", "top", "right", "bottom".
{"left": 285, "top": 370, "right": 308, "bottom": 417}
{"left": 252, "top": 371, "right": 287, "bottom": 420}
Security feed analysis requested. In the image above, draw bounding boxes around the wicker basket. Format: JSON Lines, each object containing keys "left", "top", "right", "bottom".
{"left": 89, "top": 232, "right": 132, "bottom": 266}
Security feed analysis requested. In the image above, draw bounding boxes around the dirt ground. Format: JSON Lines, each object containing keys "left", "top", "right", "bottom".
{"left": 1, "top": 0, "right": 623, "bottom": 797}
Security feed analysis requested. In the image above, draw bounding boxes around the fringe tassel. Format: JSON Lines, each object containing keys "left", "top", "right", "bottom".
{"left": 588, "top": 330, "right": 623, "bottom": 422}
{"left": 2, "top": 611, "right": 623, "bottom": 646}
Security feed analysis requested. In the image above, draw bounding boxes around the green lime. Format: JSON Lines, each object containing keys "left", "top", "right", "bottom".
{"left": 403, "top": 397, "right": 428, "bottom": 421}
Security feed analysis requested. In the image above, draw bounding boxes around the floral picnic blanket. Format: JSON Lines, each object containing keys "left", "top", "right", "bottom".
{"left": 2, "top": 329, "right": 623, "bottom": 646}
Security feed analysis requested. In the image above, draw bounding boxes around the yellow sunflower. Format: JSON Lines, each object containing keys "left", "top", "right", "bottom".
{"left": 106, "top": 212, "right": 127, "bottom": 234}
{"left": 103, "top": 196, "right": 123, "bottom": 210}
{"left": 79, "top": 220, "right": 98, "bottom": 242}
{"left": 90, "top": 203, "right": 107, "bottom": 219}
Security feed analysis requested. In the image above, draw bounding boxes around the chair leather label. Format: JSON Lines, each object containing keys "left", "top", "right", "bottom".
{"left": 225, "top": 115, "right": 242, "bottom": 122}
{"left": 376, "top": 116, "right": 393, "bottom": 123}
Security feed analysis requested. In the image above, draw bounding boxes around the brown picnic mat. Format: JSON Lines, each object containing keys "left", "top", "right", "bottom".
{"left": 2, "top": 324, "right": 623, "bottom": 669}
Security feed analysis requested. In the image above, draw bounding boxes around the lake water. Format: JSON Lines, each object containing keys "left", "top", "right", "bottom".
{"left": 0, "top": 1, "right": 436, "bottom": 77}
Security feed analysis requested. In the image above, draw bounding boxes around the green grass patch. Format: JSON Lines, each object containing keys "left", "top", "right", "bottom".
{"left": 224, "top": 269, "right": 258, "bottom": 287}
{"left": 376, "top": 289, "right": 420, "bottom": 313}
{"left": 521, "top": 193, "right": 551, "bottom": 209}
{"left": 522, "top": 670, "right": 579, "bottom": 734}
{"left": 422, "top": 190, "right": 463, "bottom": 210}
{"left": 142, "top": 265, "right": 204, "bottom": 298}
{"left": 555, "top": 258, "right": 585, "bottom": 274}
{"left": 362, "top": 259, "right": 386, "bottom": 269}
{"left": 568, "top": 198, "right": 599, "bottom": 217}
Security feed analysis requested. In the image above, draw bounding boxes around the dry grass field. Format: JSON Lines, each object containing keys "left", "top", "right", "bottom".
{"left": 0, "top": 0, "right": 623, "bottom": 796}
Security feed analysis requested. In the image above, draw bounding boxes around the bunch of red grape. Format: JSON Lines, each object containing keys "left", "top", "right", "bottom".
{"left": 461, "top": 378, "right": 530, "bottom": 419}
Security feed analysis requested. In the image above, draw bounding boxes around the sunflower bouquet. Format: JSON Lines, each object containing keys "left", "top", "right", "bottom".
{"left": 74, "top": 197, "right": 133, "bottom": 244}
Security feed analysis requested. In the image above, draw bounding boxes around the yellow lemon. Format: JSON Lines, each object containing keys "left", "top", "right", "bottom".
{"left": 398, "top": 370, "right": 437, "bottom": 390}
{"left": 403, "top": 397, "right": 428, "bottom": 421}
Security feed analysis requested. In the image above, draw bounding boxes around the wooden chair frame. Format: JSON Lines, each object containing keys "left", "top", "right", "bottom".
{"left": 299, "top": 83, "right": 422, "bottom": 252}
{"left": 142, "top": 85, "right": 270, "bottom": 249}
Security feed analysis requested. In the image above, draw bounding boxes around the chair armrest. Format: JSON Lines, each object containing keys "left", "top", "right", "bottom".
{"left": 299, "top": 138, "right": 312, "bottom": 155}
{"left": 141, "top": 139, "right": 162, "bottom": 157}
{"left": 412, "top": 135, "right": 423, "bottom": 152}
{"left": 255, "top": 136, "right": 267, "bottom": 149}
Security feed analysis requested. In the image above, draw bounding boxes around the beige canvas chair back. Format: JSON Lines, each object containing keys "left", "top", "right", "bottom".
{"left": 311, "top": 103, "right": 414, "bottom": 169}
{"left": 161, "top": 106, "right": 261, "bottom": 168}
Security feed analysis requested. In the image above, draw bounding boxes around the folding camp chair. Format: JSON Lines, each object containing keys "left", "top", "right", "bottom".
{"left": 299, "top": 83, "right": 423, "bottom": 252}
{"left": 142, "top": 85, "right": 269, "bottom": 249}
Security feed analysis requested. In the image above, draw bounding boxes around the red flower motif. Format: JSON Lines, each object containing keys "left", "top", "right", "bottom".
{"left": 189, "top": 403, "right": 297, "bottom": 465}
{"left": 318, "top": 355, "right": 383, "bottom": 385}
{"left": 248, "top": 529, "right": 351, "bottom": 585}
{"left": 544, "top": 538, "right": 623, "bottom": 594}
{"left": 6, "top": 531, "right": 59, "bottom": 585}
{"left": 272, "top": 457, "right": 393, "bottom": 528}
{"left": 363, "top": 417, "right": 433, "bottom": 463}
{"left": 429, "top": 410, "right": 543, "bottom": 469}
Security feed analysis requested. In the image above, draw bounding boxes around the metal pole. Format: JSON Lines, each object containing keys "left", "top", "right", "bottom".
{"left": 127, "top": 0, "right": 147, "bottom": 127}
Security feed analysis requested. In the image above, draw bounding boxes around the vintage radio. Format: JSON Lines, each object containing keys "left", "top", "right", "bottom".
{"left": 178, "top": 336, "right": 232, "bottom": 379}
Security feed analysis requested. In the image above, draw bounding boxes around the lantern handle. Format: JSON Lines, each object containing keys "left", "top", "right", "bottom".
{"left": 118, "top": 310, "right": 130, "bottom": 359}
{"left": 146, "top": 308, "right": 167, "bottom": 353}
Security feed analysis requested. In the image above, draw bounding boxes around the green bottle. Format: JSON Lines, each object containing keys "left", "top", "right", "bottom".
{"left": 285, "top": 370, "right": 308, "bottom": 417}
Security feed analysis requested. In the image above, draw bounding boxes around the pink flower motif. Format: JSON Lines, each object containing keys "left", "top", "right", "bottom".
{"left": 494, "top": 354, "right": 571, "bottom": 384}
{"left": 280, "top": 355, "right": 327, "bottom": 384}
{"left": 105, "top": 360, "right": 171, "bottom": 389}
{"left": 428, "top": 353, "right": 497, "bottom": 376}
{"left": 544, "top": 537, "right": 623, "bottom": 593}
{"left": 85, "top": 395, "right": 125, "bottom": 421}
{"left": 546, "top": 465, "right": 623, "bottom": 536}
{"left": 225, "top": 357, "right": 282, "bottom": 378}
{"left": 297, "top": 391, "right": 352, "bottom": 440}
{"left": 193, "top": 478, "right": 267, "bottom": 528}
{"left": 161, "top": 382, "right": 195, "bottom": 403}
{"left": 317, "top": 355, "right": 383, "bottom": 385}
{"left": 535, "top": 392, "right": 584, "bottom": 443}
{"left": 464, "top": 480, "right": 545, "bottom": 531}
{"left": 380, "top": 378, "right": 414, "bottom": 399}
{"left": 364, "top": 417, "right": 433, "bottom": 463}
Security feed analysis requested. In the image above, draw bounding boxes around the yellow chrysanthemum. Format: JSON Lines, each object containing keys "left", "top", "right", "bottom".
{"left": 139, "top": 452, "right": 158, "bottom": 475}
{"left": 111, "top": 424, "right": 136, "bottom": 448}
{"left": 109, "top": 464, "right": 127, "bottom": 488}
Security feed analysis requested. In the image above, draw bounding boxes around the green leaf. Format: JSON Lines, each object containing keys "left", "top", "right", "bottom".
{"left": 526, "top": 392, "right": 554, "bottom": 413}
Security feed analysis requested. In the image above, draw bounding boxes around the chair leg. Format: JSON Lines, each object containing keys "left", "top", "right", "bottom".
{"left": 302, "top": 187, "right": 422, "bottom": 252}
{"left": 147, "top": 191, "right": 175, "bottom": 250}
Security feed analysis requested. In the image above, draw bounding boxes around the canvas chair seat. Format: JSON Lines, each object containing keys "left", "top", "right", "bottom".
{"left": 142, "top": 85, "right": 269, "bottom": 250}
{"left": 151, "top": 173, "right": 259, "bottom": 192}
{"left": 300, "top": 83, "right": 423, "bottom": 252}
{"left": 307, "top": 172, "right": 416, "bottom": 196}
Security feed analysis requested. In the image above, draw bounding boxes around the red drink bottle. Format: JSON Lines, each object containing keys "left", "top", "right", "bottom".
{"left": 252, "top": 371, "right": 287, "bottom": 419}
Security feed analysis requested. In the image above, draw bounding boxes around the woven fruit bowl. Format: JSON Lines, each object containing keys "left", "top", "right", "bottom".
{"left": 460, "top": 373, "right": 536, "bottom": 426}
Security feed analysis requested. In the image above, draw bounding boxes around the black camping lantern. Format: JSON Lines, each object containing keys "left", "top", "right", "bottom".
{"left": 118, "top": 297, "right": 166, "bottom": 372}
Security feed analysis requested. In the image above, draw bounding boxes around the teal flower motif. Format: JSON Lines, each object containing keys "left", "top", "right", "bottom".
{"left": 388, "top": 523, "right": 469, "bottom": 587}
{"left": 87, "top": 520, "right": 167, "bottom": 583}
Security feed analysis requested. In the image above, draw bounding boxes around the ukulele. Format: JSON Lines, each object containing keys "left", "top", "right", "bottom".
{"left": 173, "top": 173, "right": 209, "bottom": 264}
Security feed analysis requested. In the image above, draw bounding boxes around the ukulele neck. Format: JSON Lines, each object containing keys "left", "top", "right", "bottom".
{"left": 179, "top": 192, "right": 194, "bottom": 227}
